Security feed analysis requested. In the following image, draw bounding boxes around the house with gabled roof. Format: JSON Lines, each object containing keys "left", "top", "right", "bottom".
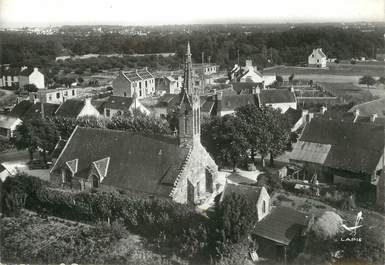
{"left": 308, "top": 48, "right": 327, "bottom": 68}
{"left": 347, "top": 98, "right": 385, "bottom": 118}
{"left": 50, "top": 43, "right": 219, "bottom": 205}
{"left": 0, "top": 115, "right": 22, "bottom": 139}
{"left": 8, "top": 100, "right": 59, "bottom": 121}
{"left": 103, "top": 95, "right": 150, "bottom": 118}
{"left": 55, "top": 98, "right": 100, "bottom": 119}
{"left": 289, "top": 117, "right": 385, "bottom": 207}
{"left": 18, "top": 67, "right": 45, "bottom": 89}
{"left": 155, "top": 75, "right": 183, "bottom": 95}
{"left": 112, "top": 67, "right": 155, "bottom": 98}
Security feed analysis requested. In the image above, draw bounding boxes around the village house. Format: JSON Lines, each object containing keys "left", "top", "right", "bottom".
{"left": 18, "top": 67, "right": 45, "bottom": 89}
{"left": 102, "top": 95, "right": 150, "bottom": 118}
{"left": 8, "top": 100, "right": 59, "bottom": 121}
{"left": 229, "top": 60, "right": 276, "bottom": 86}
{"left": 0, "top": 67, "right": 20, "bottom": 88}
{"left": 308, "top": 48, "right": 327, "bottom": 68}
{"left": 220, "top": 182, "right": 270, "bottom": 221}
{"left": 0, "top": 114, "right": 22, "bottom": 139}
{"left": 49, "top": 43, "right": 219, "bottom": 205}
{"left": 155, "top": 75, "right": 183, "bottom": 95}
{"left": 289, "top": 117, "right": 385, "bottom": 207}
{"left": 29, "top": 87, "right": 78, "bottom": 104}
{"left": 54, "top": 98, "right": 100, "bottom": 119}
{"left": 112, "top": 68, "right": 155, "bottom": 99}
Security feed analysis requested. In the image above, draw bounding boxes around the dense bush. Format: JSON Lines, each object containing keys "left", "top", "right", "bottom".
{"left": 1, "top": 174, "right": 210, "bottom": 259}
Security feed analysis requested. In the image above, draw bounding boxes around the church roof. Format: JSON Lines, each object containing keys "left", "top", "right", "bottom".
{"left": 51, "top": 127, "right": 190, "bottom": 197}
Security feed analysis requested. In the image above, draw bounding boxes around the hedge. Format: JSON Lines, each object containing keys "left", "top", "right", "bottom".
{"left": 1, "top": 174, "right": 212, "bottom": 259}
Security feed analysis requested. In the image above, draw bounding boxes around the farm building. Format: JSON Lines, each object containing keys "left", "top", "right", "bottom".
{"left": 308, "top": 48, "right": 327, "bottom": 68}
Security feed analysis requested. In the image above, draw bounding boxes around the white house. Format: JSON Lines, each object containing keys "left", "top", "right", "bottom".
{"left": 55, "top": 98, "right": 100, "bottom": 119}
{"left": 30, "top": 87, "right": 78, "bottom": 104}
{"left": 0, "top": 115, "right": 22, "bottom": 139}
{"left": 18, "top": 67, "right": 45, "bottom": 89}
{"left": 308, "top": 48, "right": 327, "bottom": 68}
{"left": 230, "top": 60, "right": 276, "bottom": 86}
{"left": 103, "top": 96, "right": 151, "bottom": 118}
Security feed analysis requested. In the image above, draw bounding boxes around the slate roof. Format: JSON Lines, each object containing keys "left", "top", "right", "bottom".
{"left": 55, "top": 100, "right": 85, "bottom": 118}
{"left": 51, "top": 127, "right": 189, "bottom": 197}
{"left": 285, "top": 107, "right": 303, "bottom": 128}
{"left": 232, "top": 82, "right": 261, "bottom": 94}
{"left": 253, "top": 206, "right": 309, "bottom": 245}
{"left": 122, "top": 71, "right": 142, "bottom": 82}
{"left": 122, "top": 69, "right": 153, "bottom": 82}
{"left": 201, "top": 100, "right": 216, "bottom": 114}
{"left": 0, "top": 67, "right": 21, "bottom": 77}
{"left": 8, "top": 101, "right": 33, "bottom": 118}
{"left": 219, "top": 94, "right": 257, "bottom": 112}
{"left": 51, "top": 139, "right": 67, "bottom": 160}
{"left": 310, "top": 48, "right": 327, "bottom": 58}
{"left": 155, "top": 93, "right": 181, "bottom": 108}
{"left": 298, "top": 118, "right": 385, "bottom": 174}
{"left": 221, "top": 182, "right": 262, "bottom": 204}
{"left": 8, "top": 101, "right": 59, "bottom": 120}
{"left": 137, "top": 69, "right": 154, "bottom": 80}
{"left": 259, "top": 90, "right": 296, "bottom": 104}
{"left": 104, "top": 96, "right": 134, "bottom": 110}
{"left": 19, "top": 68, "right": 35, "bottom": 76}
{"left": 348, "top": 98, "right": 385, "bottom": 117}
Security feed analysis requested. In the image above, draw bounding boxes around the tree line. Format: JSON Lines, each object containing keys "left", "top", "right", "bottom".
{"left": 1, "top": 26, "right": 383, "bottom": 69}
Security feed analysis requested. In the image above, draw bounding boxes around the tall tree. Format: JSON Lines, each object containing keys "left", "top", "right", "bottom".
{"left": 359, "top": 75, "right": 376, "bottom": 88}
{"left": 14, "top": 118, "right": 60, "bottom": 162}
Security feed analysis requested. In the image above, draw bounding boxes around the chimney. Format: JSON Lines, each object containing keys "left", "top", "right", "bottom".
{"left": 245, "top": 59, "right": 253, "bottom": 68}
{"left": 21, "top": 66, "right": 28, "bottom": 71}
{"left": 290, "top": 85, "right": 295, "bottom": 93}
{"left": 370, "top": 113, "right": 378, "bottom": 123}
{"left": 302, "top": 109, "right": 309, "bottom": 117}
{"left": 84, "top": 97, "right": 92, "bottom": 105}
{"left": 306, "top": 113, "right": 314, "bottom": 123}
{"left": 353, "top": 109, "right": 360, "bottom": 122}
{"left": 320, "top": 106, "right": 327, "bottom": 115}
{"left": 33, "top": 67, "right": 38, "bottom": 72}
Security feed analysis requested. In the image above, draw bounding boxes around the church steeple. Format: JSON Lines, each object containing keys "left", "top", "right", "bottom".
{"left": 178, "top": 42, "right": 201, "bottom": 147}
{"left": 182, "top": 41, "right": 194, "bottom": 95}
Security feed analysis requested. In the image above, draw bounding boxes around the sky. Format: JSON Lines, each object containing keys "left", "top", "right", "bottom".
{"left": 0, "top": 0, "right": 384, "bottom": 27}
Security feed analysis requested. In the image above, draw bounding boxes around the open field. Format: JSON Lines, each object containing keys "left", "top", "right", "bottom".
{"left": 319, "top": 82, "right": 376, "bottom": 104}
{"left": 264, "top": 62, "right": 385, "bottom": 77}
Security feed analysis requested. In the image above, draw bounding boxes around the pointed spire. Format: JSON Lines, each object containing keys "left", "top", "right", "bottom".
{"left": 182, "top": 42, "right": 193, "bottom": 95}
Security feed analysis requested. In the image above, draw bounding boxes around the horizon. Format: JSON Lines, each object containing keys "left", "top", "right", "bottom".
{"left": 1, "top": 0, "right": 384, "bottom": 28}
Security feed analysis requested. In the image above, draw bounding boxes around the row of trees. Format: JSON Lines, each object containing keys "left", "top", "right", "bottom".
{"left": 13, "top": 111, "right": 171, "bottom": 162}
{"left": 2, "top": 26, "right": 383, "bottom": 69}
{"left": 201, "top": 105, "right": 291, "bottom": 169}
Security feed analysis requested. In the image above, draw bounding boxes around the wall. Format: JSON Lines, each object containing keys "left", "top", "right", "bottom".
{"left": 29, "top": 69, "right": 45, "bottom": 89}
{"left": 172, "top": 143, "right": 218, "bottom": 204}
{"left": 44, "top": 88, "right": 78, "bottom": 104}
{"left": 112, "top": 72, "right": 133, "bottom": 97}
{"left": 256, "top": 187, "right": 271, "bottom": 221}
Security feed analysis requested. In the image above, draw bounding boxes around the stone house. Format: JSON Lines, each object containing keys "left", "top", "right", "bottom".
{"left": 308, "top": 48, "right": 327, "bottom": 68}
{"left": 102, "top": 95, "right": 150, "bottom": 118}
{"left": 50, "top": 43, "right": 219, "bottom": 205}
{"left": 220, "top": 182, "right": 270, "bottom": 221}
{"left": 54, "top": 98, "right": 100, "bottom": 119}
{"left": 289, "top": 117, "right": 385, "bottom": 207}
{"left": 155, "top": 75, "right": 183, "bottom": 95}
{"left": 112, "top": 68, "right": 155, "bottom": 99}
{"left": 229, "top": 60, "right": 276, "bottom": 86}
{"left": 18, "top": 67, "right": 45, "bottom": 89}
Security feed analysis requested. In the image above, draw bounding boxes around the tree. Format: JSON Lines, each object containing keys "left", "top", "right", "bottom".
{"left": 201, "top": 115, "right": 248, "bottom": 170}
{"left": 359, "top": 75, "right": 376, "bottom": 88}
{"left": 23, "top": 84, "right": 38, "bottom": 92}
{"left": 214, "top": 193, "right": 258, "bottom": 244}
{"left": 13, "top": 118, "right": 60, "bottom": 162}
{"left": 276, "top": 75, "right": 283, "bottom": 84}
{"left": 288, "top": 73, "right": 295, "bottom": 84}
{"left": 236, "top": 105, "right": 290, "bottom": 167}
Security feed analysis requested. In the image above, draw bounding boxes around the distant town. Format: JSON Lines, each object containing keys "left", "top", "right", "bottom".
{"left": 0, "top": 22, "right": 384, "bottom": 265}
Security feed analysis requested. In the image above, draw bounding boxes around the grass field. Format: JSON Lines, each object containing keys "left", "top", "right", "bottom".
{"left": 319, "top": 82, "right": 376, "bottom": 104}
